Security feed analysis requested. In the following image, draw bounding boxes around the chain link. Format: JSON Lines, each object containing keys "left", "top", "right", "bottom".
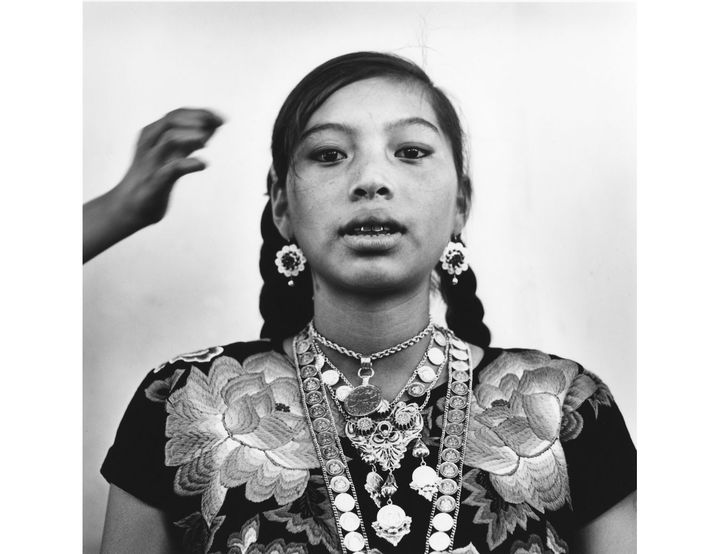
{"left": 309, "top": 319, "right": 434, "bottom": 361}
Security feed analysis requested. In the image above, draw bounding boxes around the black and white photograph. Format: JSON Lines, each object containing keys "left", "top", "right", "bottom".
{"left": 81, "top": 3, "right": 639, "bottom": 553}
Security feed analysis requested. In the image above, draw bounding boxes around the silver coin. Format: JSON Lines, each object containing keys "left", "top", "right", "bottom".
{"left": 306, "top": 390, "right": 323, "bottom": 405}
{"left": 432, "top": 512, "right": 454, "bottom": 532}
{"left": 429, "top": 531, "right": 451, "bottom": 551}
{"left": 326, "top": 459, "right": 345, "bottom": 476}
{"left": 296, "top": 339, "right": 311, "bottom": 353}
{"left": 447, "top": 409, "right": 465, "bottom": 423}
{"left": 450, "top": 382, "right": 469, "bottom": 396}
{"left": 344, "top": 384, "right": 382, "bottom": 417}
{"left": 438, "top": 478, "right": 458, "bottom": 495}
{"left": 445, "top": 423, "right": 464, "bottom": 436}
{"left": 335, "top": 385, "right": 352, "bottom": 401}
{"left": 441, "top": 448, "right": 461, "bottom": 463}
{"left": 451, "top": 338, "right": 467, "bottom": 350}
{"left": 450, "top": 360, "right": 469, "bottom": 372}
{"left": 439, "top": 461, "right": 459, "bottom": 478}
{"left": 334, "top": 492, "right": 355, "bottom": 512}
{"left": 407, "top": 382, "right": 426, "bottom": 397}
{"left": 303, "top": 377, "right": 321, "bottom": 392}
{"left": 312, "top": 418, "right": 332, "bottom": 432}
{"left": 317, "top": 432, "right": 334, "bottom": 446}
{"left": 321, "top": 369, "right": 340, "bottom": 386}
{"left": 343, "top": 531, "right": 365, "bottom": 552}
{"left": 443, "top": 435, "right": 462, "bottom": 449}
{"left": 298, "top": 352, "right": 315, "bottom": 366}
{"left": 436, "top": 495, "right": 457, "bottom": 513}
{"left": 321, "top": 445, "right": 339, "bottom": 459}
{"left": 339, "top": 511, "right": 361, "bottom": 532}
{"left": 448, "top": 396, "right": 467, "bottom": 409}
{"left": 330, "top": 475, "right": 350, "bottom": 493}
{"left": 451, "top": 370, "right": 470, "bottom": 383}
{"left": 376, "top": 504, "right": 407, "bottom": 529}
{"left": 309, "top": 404, "right": 327, "bottom": 419}
{"left": 428, "top": 347, "right": 445, "bottom": 365}
{"left": 418, "top": 366, "right": 437, "bottom": 383}
{"left": 433, "top": 332, "right": 447, "bottom": 346}
{"left": 300, "top": 365, "right": 318, "bottom": 378}
{"left": 450, "top": 349, "right": 468, "bottom": 361}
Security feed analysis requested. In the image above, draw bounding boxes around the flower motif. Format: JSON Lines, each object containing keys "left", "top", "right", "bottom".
{"left": 153, "top": 346, "right": 224, "bottom": 373}
{"left": 465, "top": 350, "right": 579, "bottom": 513}
{"left": 228, "top": 515, "right": 308, "bottom": 554}
{"left": 275, "top": 244, "right": 306, "bottom": 278}
{"left": 165, "top": 352, "right": 319, "bottom": 526}
{"left": 441, "top": 241, "right": 468, "bottom": 277}
{"left": 146, "top": 368, "right": 185, "bottom": 403}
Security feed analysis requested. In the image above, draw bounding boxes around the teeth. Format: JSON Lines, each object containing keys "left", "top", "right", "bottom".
{"left": 351, "top": 224, "right": 393, "bottom": 235}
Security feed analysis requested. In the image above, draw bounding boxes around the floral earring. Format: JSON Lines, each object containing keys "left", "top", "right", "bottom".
{"left": 440, "top": 235, "right": 468, "bottom": 285}
{"left": 275, "top": 243, "right": 307, "bottom": 286}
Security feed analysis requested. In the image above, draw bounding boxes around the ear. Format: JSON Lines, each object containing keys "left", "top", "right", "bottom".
{"left": 453, "top": 175, "right": 471, "bottom": 235}
{"left": 269, "top": 170, "right": 293, "bottom": 241}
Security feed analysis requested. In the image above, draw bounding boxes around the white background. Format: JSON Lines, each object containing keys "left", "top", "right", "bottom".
{"left": 82, "top": 3, "right": 635, "bottom": 551}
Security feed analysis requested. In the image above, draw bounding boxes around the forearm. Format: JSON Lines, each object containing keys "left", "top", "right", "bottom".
{"left": 83, "top": 189, "right": 145, "bottom": 263}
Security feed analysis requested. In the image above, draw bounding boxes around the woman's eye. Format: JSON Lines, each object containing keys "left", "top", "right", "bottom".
{"left": 396, "top": 146, "right": 431, "bottom": 160}
{"left": 311, "top": 149, "right": 347, "bottom": 163}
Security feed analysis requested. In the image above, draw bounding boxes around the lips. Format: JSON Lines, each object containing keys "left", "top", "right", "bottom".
{"left": 340, "top": 216, "right": 405, "bottom": 237}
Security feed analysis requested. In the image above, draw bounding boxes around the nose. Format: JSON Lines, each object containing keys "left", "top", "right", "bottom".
{"left": 350, "top": 155, "right": 393, "bottom": 200}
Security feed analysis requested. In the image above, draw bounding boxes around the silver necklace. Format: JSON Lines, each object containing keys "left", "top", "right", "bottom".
{"left": 308, "top": 320, "right": 434, "bottom": 417}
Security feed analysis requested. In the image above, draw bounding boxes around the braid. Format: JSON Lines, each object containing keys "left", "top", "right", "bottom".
{"left": 437, "top": 241, "right": 491, "bottom": 348}
{"left": 259, "top": 198, "right": 314, "bottom": 340}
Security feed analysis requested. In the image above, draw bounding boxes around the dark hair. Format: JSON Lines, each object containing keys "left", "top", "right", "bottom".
{"left": 259, "top": 51, "right": 490, "bottom": 348}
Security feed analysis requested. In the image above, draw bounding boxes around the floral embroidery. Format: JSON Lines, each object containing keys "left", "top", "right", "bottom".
{"left": 227, "top": 515, "right": 308, "bottom": 554}
{"left": 153, "top": 346, "right": 224, "bottom": 373}
{"left": 465, "top": 350, "right": 577, "bottom": 513}
{"left": 509, "top": 534, "right": 547, "bottom": 554}
{"left": 560, "top": 369, "right": 613, "bottom": 442}
{"left": 462, "top": 468, "right": 540, "bottom": 550}
{"left": 165, "top": 352, "right": 319, "bottom": 526}
{"left": 145, "top": 368, "right": 185, "bottom": 403}
{"left": 545, "top": 521, "right": 568, "bottom": 554}
{"left": 263, "top": 475, "right": 340, "bottom": 553}
{"left": 174, "top": 511, "right": 226, "bottom": 554}
{"left": 450, "top": 544, "right": 482, "bottom": 554}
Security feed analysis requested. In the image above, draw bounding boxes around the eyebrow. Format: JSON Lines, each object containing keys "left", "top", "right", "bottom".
{"left": 299, "top": 117, "right": 440, "bottom": 142}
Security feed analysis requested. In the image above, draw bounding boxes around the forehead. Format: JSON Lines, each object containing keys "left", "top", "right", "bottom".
{"left": 305, "top": 77, "right": 438, "bottom": 129}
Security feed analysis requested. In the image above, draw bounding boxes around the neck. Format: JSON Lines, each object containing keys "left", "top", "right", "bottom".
{"left": 310, "top": 278, "right": 438, "bottom": 400}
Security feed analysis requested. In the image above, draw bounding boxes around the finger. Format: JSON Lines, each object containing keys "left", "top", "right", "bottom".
{"left": 154, "top": 157, "right": 207, "bottom": 188}
{"left": 147, "top": 128, "right": 214, "bottom": 164}
{"left": 137, "top": 108, "right": 224, "bottom": 151}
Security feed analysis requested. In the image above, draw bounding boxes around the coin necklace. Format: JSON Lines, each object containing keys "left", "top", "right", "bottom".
{"left": 308, "top": 320, "right": 434, "bottom": 417}
{"left": 294, "top": 326, "right": 474, "bottom": 553}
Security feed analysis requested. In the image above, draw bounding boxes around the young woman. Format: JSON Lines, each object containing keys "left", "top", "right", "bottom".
{"left": 100, "top": 52, "right": 636, "bottom": 554}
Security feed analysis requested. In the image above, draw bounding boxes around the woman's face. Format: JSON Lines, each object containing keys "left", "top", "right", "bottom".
{"left": 272, "top": 76, "right": 467, "bottom": 294}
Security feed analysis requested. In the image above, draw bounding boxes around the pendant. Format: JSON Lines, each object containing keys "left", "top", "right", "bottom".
{"left": 364, "top": 471, "right": 384, "bottom": 507}
{"left": 372, "top": 504, "right": 412, "bottom": 546}
{"left": 344, "top": 383, "right": 382, "bottom": 417}
{"left": 410, "top": 464, "right": 441, "bottom": 501}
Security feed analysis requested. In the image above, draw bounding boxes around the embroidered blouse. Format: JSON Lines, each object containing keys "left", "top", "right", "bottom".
{"left": 101, "top": 339, "right": 636, "bottom": 554}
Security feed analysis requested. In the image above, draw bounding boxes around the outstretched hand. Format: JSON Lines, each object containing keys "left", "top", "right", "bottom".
{"left": 83, "top": 108, "right": 224, "bottom": 263}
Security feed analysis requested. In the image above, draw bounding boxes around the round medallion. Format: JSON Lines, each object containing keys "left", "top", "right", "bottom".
{"left": 321, "top": 445, "right": 339, "bottom": 459}
{"left": 314, "top": 353, "right": 326, "bottom": 369}
{"left": 298, "top": 352, "right": 315, "bottom": 366}
{"left": 356, "top": 417, "right": 374, "bottom": 433}
{"left": 334, "top": 492, "right": 355, "bottom": 512}
{"left": 429, "top": 531, "right": 451, "bottom": 551}
{"left": 447, "top": 409, "right": 465, "bottom": 424}
{"left": 433, "top": 332, "right": 447, "bottom": 346}
{"left": 450, "top": 382, "right": 469, "bottom": 396}
{"left": 300, "top": 365, "right": 317, "bottom": 378}
{"left": 343, "top": 531, "right": 365, "bottom": 552}
{"left": 452, "top": 370, "right": 470, "bottom": 383}
{"left": 432, "top": 512, "right": 454, "bottom": 532}
{"left": 451, "top": 338, "right": 467, "bottom": 350}
{"left": 309, "top": 404, "right": 327, "bottom": 419}
{"left": 376, "top": 504, "right": 407, "bottom": 529}
{"left": 445, "top": 423, "right": 464, "bottom": 436}
{"left": 317, "top": 431, "right": 334, "bottom": 446}
{"left": 411, "top": 465, "right": 439, "bottom": 487}
{"left": 339, "top": 511, "right": 361, "bottom": 532}
{"left": 321, "top": 369, "right": 340, "bottom": 386}
{"left": 443, "top": 434, "right": 462, "bottom": 449}
{"left": 296, "top": 339, "right": 311, "bottom": 353}
{"left": 407, "top": 382, "right": 426, "bottom": 397}
{"left": 330, "top": 475, "right": 350, "bottom": 493}
{"left": 439, "top": 461, "right": 459, "bottom": 478}
{"left": 312, "top": 417, "right": 332, "bottom": 433}
{"left": 428, "top": 347, "right": 445, "bottom": 365}
{"left": 450, "top": 349, "right": 468, "bottom": 361}
{"left": 438, "top": 478, "right": 458, "bottom": 495}
{"left": 418, "top": 365, "right": 437, "bottom": 383}
{"left": 305, "top": 390, "right": 323, "bottom": 405}
{"left": 450, "top": 360, "right": 469, "bottom": 372}
{"left": 303, "top": 377, "right": 321, "bottom": 392}
{"left": 441, "top": 448, "right": 461, "bottom": 463}
{"left": 436, "top": 495, "right": 457, "bottom": 513}
{"left": 344, "top": 384, "right": 382, "bottom": 417}
{"left": 335, "top": 385, "right": 352, "bottom": 402}
{"left": 325, "top": 459, "right": 345, "bottom": 476}
{"left": 448, "top": 396, "right": 467, "bottom": 409}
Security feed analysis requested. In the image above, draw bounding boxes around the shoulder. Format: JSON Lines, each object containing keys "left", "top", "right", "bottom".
{"left": 142, "top": 339, "right": 293, "bottom": 404}
{"left": 474, "top": 346, "right": 613, "bottom": 411}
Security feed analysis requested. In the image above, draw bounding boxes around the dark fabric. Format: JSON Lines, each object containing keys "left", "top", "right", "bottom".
{"left": 101, "top": 340, "right": 636, "bottom": 553}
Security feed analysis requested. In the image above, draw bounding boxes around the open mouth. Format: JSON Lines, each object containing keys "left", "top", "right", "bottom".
{"left": 347, "top": 224, "right": 398, "bottom": 236}
{"left": 341, "top": 217, "right": 404, "bottom": 237}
